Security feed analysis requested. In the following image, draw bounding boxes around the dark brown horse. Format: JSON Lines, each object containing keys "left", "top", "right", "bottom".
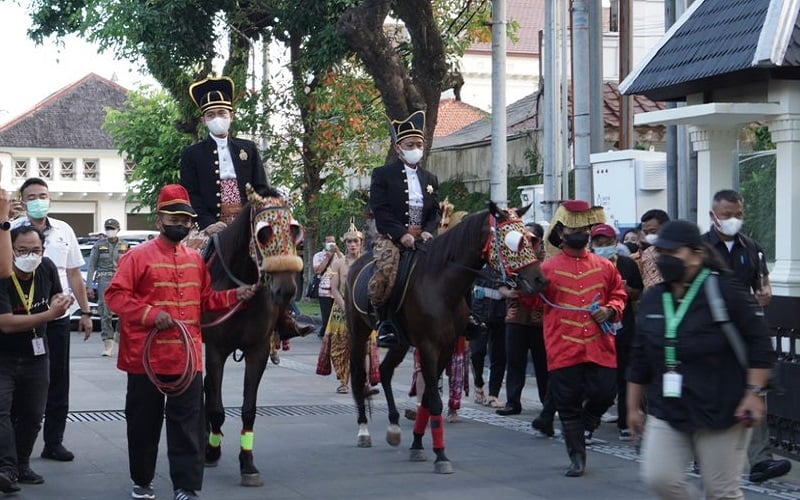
{"left": 345, "top": 202, "right": 547, "bottom": 473}
{"left": 202, "top": 186, "right": 303, "bottom": 486}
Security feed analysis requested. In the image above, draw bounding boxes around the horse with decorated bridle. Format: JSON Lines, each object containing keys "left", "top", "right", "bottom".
{"left": 201, "top": 185, "right": 303, "bottom": 486}
{"left": 345, "top": 202, "right": 548, "bottom": 473}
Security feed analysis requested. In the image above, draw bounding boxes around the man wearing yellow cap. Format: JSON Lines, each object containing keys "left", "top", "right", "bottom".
{"left": 180, "top": 76, "right": 270, "bottom": 233}
{"left": 368, "top": 110, "right": 441, "bottom": 346}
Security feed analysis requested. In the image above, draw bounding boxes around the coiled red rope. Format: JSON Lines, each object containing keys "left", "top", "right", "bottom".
{"left": 142, "top": 301, "right": 248, "bottom": 396}
{"left": 143, "top": 320, "right": 199, "bottom": 397}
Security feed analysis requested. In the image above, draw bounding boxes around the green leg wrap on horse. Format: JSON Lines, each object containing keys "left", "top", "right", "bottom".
{"left": 240, "top": 430, "right": 254, "bottom": 451}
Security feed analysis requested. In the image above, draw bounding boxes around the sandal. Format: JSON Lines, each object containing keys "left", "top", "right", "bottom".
{"left": 474, "top": 386, "right": 487, "bottom": 405}
{"left": 447, "top": 410, "right": 461, "bottom": 423}
{"left": 486, "top": 396, "right": 504, "bottom": 409}
{"left": 336, "top": 384, "right": 349, "bottom": 394}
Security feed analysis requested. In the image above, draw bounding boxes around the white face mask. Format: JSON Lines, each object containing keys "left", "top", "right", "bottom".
{"left": 105, "top": 229, "right": 118, "bottom": 238}
{"left": 401, "top": 148, "right": 423, "bottom": 166}
{"left": 206, "top": 116, "right": 231, "bottom": 136}
{"left": 14, "top": 254, "right": 42, "bottom": 273}
{"left": 644, "top": 233, "right": 658, "bottom": 245}
{"left": 714, "top": 216, "right": 743, "bottom": 237}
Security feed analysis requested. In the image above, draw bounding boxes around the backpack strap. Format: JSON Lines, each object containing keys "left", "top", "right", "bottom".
{"left": 704, "top": 272, "right": 749, "bottom": 369}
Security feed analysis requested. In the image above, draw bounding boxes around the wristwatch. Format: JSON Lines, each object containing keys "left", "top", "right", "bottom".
{"left": 0, "top": 220, "right": 9, "bottom": 231}
{"left": 745, "top": 384, "right": 768, "bottom": 397}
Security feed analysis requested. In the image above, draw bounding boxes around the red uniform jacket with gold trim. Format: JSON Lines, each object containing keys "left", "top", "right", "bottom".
{"left": 520, "top": 249, "right": 627, "bottom": 371}
{"left": 106, "top": 237, "right": 237, "bottom": 375}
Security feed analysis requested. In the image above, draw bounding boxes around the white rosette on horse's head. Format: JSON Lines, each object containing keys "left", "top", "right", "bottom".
{"left": 246, "top": 184, "right": 304, "bottom": 273}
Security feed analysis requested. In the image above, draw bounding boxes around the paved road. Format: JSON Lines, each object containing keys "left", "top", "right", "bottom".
{"left": 12, "top": 332, "right": 800, "bottom": 499}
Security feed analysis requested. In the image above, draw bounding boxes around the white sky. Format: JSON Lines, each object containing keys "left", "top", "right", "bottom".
{"left": 0, "top": 2, "right": 156, "bottom": 125}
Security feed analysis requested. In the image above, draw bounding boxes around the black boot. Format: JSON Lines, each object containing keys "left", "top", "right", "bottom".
{"left": 531, "top": 415, "right": 555, "bottom": 437}
{"left": 464, "top": 313, "right": 488, "bottom": 340}
{"left": 374, "top": 306, "right": 398, "bottom": 347}
{"left": 276, "top": 308, "right": 315, "bottom": 341}
{"left": 562, "top": 419, "right": 586, "bottom": 477}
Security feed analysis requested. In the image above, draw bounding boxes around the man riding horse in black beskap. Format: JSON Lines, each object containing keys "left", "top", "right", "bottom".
{"left": 368, "top": 110, "right": 483, "bottom": 347}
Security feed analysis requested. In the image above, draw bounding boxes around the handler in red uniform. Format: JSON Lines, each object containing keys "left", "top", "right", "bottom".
{"left": 510, "top": 200, "right": 627, "bottom": 478}
{"left": 106, "top": 185, "right": 256, "bottom": 500}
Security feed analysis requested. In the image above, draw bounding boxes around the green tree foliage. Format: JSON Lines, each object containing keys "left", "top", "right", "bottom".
{"left": 103, "top": 87, "right": 193, "bottom": 212}
{"left": 739, "top": 125, "right": 776, "bottom": 260}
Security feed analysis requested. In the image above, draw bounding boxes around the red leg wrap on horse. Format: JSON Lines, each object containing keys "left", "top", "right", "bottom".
{"left": 413, "top": 406, "right": 431, "bottom": 434}
{"left": 430, "top": 415, "right": 445, "bottom": 449}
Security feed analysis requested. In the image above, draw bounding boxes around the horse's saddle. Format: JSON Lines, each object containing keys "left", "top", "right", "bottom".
{"left": 352, "top": 249, "right": 418, "bottom": 320}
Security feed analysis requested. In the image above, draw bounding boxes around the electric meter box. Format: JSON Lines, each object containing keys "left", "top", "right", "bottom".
{"left": 591, "top": 149, "right": 667, "bottom": 232}
{"left": 517, "top": 184, "right": 548, "bottom": 226}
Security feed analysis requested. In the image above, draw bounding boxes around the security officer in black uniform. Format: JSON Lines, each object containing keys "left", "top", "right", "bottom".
{"left": 86, "top": 218, "right": 127, "bottom": 357}
{"left": 368, "top": 110, "right": 441, "bottom": 346}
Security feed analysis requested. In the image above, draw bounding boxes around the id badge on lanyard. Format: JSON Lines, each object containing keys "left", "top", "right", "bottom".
{"left": 663, "top": 371, "right": 682, "bottom": 398}
{"left": 11, "top": 271, "right": 46, "bottom": 356}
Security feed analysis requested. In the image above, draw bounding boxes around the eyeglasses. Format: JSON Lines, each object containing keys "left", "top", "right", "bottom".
{"left": 13, "top": 248, "right": 43, "bottom": 257}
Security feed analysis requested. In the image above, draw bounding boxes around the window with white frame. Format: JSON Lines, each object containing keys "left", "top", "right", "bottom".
{"left": 83, "top": 159, "right": 99, "bottom": 180}
{"left": 124, "top": 160, "right": 136, "bottom": 182}
{"left": 38, "top": 159, "right": 53, "bottom": 179}
{"left": 14, "top": 159, "right": 28, "bottom": 179}
{"left": 60, "top": 159, "right": 75, "bottom": 179}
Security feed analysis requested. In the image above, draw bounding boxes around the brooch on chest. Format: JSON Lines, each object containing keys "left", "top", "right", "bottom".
{"left": 239, "top": 149, "right": 248, "bottom": 161}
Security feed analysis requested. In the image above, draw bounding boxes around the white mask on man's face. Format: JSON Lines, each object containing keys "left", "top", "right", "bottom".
{"left": 713, "top": 215, "right": 743, "bottom": 237}
{"left": 206, "top": 116, "right": 231, "bottom": 136}
{"left": 14, "top": 254, "right": 41, "bottom": 273}
{"left": 401, "top": 148, "right": 424, "bottom": 166}
{"left": 644, "top": 233, "right": 658, "bottom": 245}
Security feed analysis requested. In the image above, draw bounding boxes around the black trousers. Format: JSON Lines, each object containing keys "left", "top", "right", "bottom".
{"left": 126, "top": 373, "right": 204, "bottom": 491}
{"left": 318, "top": 296, "right": 334, "bottom": 336}
{"left": 43, "top": 316, "right": 70, "bottom": 447}
{"left": 469, "top": 320, "right": 506, "bottom": 397}
{"left": 504, "top": 323, "right": 548, "bottom": 409}
{"left": 615, "top": 329, "right": 633, "bottom": 430}
{"left": 549, "top": 363, "right": 616, "bottom": 428}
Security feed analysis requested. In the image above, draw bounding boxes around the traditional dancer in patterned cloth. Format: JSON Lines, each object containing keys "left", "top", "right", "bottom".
{"left": 316, "top": 221, "right": 379, "bottom": 394}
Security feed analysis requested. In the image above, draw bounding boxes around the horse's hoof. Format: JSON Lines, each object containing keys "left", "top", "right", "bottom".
{"left": 241, "top": 473, "right": 264, "bottom": 487}
{"left": 204, "top": 460, "right": 219, "bottom": 468}
{"left": 386, "top": 425, "right": 402, "bottom": 447}
{"left": 357, "top": 435, "right": 372, "bottom": 448}
{"left": 409, "top": 449, "right": 428, "bottom": 462}
{"left": 205, "top": 445, "right": 221, "bottom": 467}
{"left": 434, "top": 460, "right": 454, "bottom": 474}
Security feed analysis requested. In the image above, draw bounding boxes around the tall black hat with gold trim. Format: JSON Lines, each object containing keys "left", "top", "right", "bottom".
{"left": 389, "top": 110, "right": 426, "bottom": 143}
{"left": 189, "top": 77, "right": 234, "bottom": 113}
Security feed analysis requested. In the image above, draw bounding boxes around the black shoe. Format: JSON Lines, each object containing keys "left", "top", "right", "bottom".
{"left": 41, "top": 444, "right": 75, "bottom": 461}
{"left": 17, "top": 466, "right": 44, "bottom": 484}
{"left": 464, "top": 314, "right": 488, "bottom": 340}
{"left": 531, "top": 416, "right": 555, "bottom": 437}
{"left": 496, "top": 404, "right": 522, "bottom": 416}
{"left": 0, "top": 471, "right": 21, "bottom": 493}
{"left": 749, "top": 459, "right": 792, "bottom": 483}
{"left": 565, "top": 452, "right": 586, "bottom": 477}
{"left": 376, "top": 321, "right": 398, "bottom": 347}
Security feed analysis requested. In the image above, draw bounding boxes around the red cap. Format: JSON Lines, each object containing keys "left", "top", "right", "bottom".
{"left": 591, "top": 223, "right": 617, "bottom": 239}
{"left": 561, "top": 200, "right": 592, "bottom": 212}
{"left": 156, "top": 184, "right": 197, "bottom": 217}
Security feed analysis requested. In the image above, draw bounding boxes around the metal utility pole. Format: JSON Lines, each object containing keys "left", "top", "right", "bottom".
{"left": 542, "top": 0, "right": 560, "bottom": 221}
{"left": 619, "top": 0, "right": 633, "bottom": 150}
{"left": 490, "top": 0, "right": 508, "bottom": 208}
{"left": 589, "top": 0, "right": 604, "bottom": 155}
{"left": 572, "top": 0, "right": 592, "bottom": 202}
{"left": 665, "top": 0, "right": 678, "bottom": 218}
{"left": 560, "top": 0, "right": 570, "bottom": 200}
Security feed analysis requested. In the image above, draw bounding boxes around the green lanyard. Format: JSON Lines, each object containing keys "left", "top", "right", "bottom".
{"left": 662, "top": 268, "right": 711, "bottom": 369}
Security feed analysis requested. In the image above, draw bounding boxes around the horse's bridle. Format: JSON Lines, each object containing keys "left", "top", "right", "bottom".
{"left": 481, "top": 212, "right": 539, "bottom": 289}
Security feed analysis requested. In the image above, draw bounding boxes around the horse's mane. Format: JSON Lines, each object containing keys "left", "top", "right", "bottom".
{"left": 423, "top": 209, "right": 489, "bottom": 271}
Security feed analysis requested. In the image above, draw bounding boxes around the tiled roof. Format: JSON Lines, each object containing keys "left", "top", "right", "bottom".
{"left": 468, "top": 0, "right": 544, "bottom": 56}
{"left": 0, "top": 73, "right": 128, "bottom": 150}
{"left": 434, "top": 98, "right": 488, "bottom": 137}
{"left": 434, "top": 82, "right": 665, "bottom": 149}
{"left": 621, "top": 0, "right": 800, "bottom": 101}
